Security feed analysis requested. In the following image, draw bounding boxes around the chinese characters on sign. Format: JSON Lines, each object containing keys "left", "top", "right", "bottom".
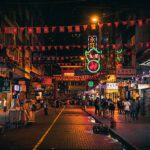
{"left": 85, "top": 48, "right": 101, "bottom": 73}
{"left": 88, "top": 35, "right": 97, "bottom": 50}
{"left": 116, "top": 69, "right": 136, "bottom": 77}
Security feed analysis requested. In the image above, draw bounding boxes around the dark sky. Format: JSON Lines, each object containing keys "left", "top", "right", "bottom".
{"left": 1, "top": 0, "right": 150, "bottom": 26}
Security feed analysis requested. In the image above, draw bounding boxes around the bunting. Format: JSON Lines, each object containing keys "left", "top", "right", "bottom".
{"left": 0, "top": 41, "right": 149, "bottom": 51}
{"left": 0, "top": 18, "right": 149, "bottom": 34}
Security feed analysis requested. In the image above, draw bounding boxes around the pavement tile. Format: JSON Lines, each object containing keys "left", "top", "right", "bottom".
{"left": 85, "top": 107, "right": 150, "bottom": 150}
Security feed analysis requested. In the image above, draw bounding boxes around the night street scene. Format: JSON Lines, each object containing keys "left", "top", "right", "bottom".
{"left": 0, "top": 0, "right": 150, "bottom": 150}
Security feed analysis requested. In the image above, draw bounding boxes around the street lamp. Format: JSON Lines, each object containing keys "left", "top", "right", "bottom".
{"left": 91, "top": 16, "right": 100, "bottom": 24}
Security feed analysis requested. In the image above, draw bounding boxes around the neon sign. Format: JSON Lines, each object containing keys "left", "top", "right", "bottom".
{"left": 85, "top": 48, "right": 101, "bottom": 73}
{"left": 88, "top": 35, "right": 97, "bottom": 50}
{"left": 88, "top": 81, "right": 94, "bottom": 87}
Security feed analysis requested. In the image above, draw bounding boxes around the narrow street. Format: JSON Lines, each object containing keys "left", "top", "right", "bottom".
{"left": 0, "top": 106, "right": 122, "bottom": 150}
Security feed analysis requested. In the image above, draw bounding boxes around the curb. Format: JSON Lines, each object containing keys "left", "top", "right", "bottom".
{"left": 85, "top": 109, "right": 141, "bottom": 150}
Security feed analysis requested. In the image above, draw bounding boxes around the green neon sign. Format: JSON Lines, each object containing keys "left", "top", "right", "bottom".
{"left": 85, "top": 48, "right": 101, "bottom": 74}
{"left": 88, "top": 81, "right": 94, "bottom": 87}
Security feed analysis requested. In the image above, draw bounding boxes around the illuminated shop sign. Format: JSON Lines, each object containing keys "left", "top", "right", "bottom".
{"left": 88, "top": 81, "right": 94, "bottom": 87}
{"left": 88, "top": 35, "right": 97, "bottom": 50}
{"left": 85, "top": 48, "right": 101, "bottom": 73}
{"left": 101, "top": 83, "right": 118, "bottom": 90}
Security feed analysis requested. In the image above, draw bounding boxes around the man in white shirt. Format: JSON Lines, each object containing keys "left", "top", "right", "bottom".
{"left": 124, "top": 99, "right": 131, "bottom": 120}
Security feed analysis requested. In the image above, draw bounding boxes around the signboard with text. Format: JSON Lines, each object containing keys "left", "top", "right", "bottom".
{"left": 88, "top": 35, "right": 97, "bottom": 50}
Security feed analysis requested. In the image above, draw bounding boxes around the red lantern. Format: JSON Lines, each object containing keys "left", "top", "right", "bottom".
{"left": 146, "top": 42, "right": 150, "bottom": 48}
{"left": 138, "top": 20, "right": 143, "bottom": 27}
{"left": 112, "top": 44, "right": 116, "bottom": 49}
{"left": 28, "top": 27, "right": 33, "bottom": 34}
{"left": 13, "top": 27, "right": 17, "bottom": 34}
{"left": 100, "top": 44, "right": 104, "bottom": 49}
{"left": 44, "top": 27, "right": 49, "bottom": 33}
{"left": 36, "top": 27, "right": 41, "bottom": 34}
{"left": 107, "top": 22, "right": 112, "bottom": 27}
{"left": 66, "top": 45, "right": 69, "bottom": 49}
{"left": 110, "top": 54, "right": 114, "bottom": 58}
{"left": 59, "top": 26, "right": 65, "bottom": 32}
{"left": 122, "top": 21, "right": 127, "bottom": 25}
{"left": 99, "top": 24, "right": 103, "bottom": 29}
{"left": 5, "top": 27, "right": 10, "bottom": 34}
{"left": 101, "top": 54, "right": 105, "bottom": 59}
{"left": 68, "top": 26, "right": 73, "bottom": 32}
{"left": 130, "top": 20, "right": 135, "bottom": 26}
{"left": 42, "top": 46, "right": 45, "bottom": 51}
{"left": 83, "top": 25, "right": 88, "bottom": 31}
{"left": 52, "top": 26, "right": 56, "bottom": 32}
{"left": 60, "top": 45, "right": 63, "bottom": 50}
{"left": 75, "top": 25, "right": 80, "bottom": 32}
{"left": 18, "top": 46, "right": 22, "bottom": 51}
{"left": 91, "top": 24, "right": 96, "bottom": 30}
{"left": 114, "top": 22, "right": 119, "bottom": 28}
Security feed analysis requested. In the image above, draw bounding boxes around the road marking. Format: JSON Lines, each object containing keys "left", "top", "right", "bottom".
{"left": 32, "top": 107, "right": 65, "bottom": 150}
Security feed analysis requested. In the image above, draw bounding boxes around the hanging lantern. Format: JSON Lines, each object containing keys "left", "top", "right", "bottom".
{"left": 112, "top": 44, "right": 116, "bottom": 49}
{"left": 52, "top": 26, "right": 56, "bottom": 32}
{"left": 13, "top": 27, "right": 17, "bottom": 34}
{"left": 27, "top": 27, "right": 33, "bottom": 34}
{"left": 42, "top": 46, "right": 45, "bottom": 51}
{"left": 75, "top": 25, "right": 80, "bottom": 32}
{"left": 30, "top": 46, "right": 34, "bottom": 51}
{"left": 68, "top": 26, "right": 73, "bottom": 32}
{"left": 66, "top": 45, "right": 69, "bottom": 50}
{"left": 122, "top": 21, "right": 127, "bottom": 25}
{"left": 99, "top": 23, "right": 103, "bottom": 29}
{"left": 44, "top": 27, "right": 49, "bottom": 33}
{"left": 100, "top": 44, "right": 104, "bottom": 49}
{"left": 5, "top": 27, "right": 10, "bottom": 34}
{"left": 60, "top": 45, "right": 63, "bottom": 50}
{"left": 83, "top": 25, "right": 88, "bottom": 31}
{"left": 146, "top": 42, "right": 150, "bottom": 48}
{"left": 107, "top": 22, "right": 112, "bottom": 27}
{"left": 138, "top": 20, "right": 143, "bottom": 27}
{"left": 130, "top": 20, "right": 135, "bottom": 26}
{"left": 59, "top": 26, "right": 65, "bottom": 32}
{"left": 18, "top": 46, "right": 22, "bottom": 51}
{"left": 36, "top": 27, "right": 41, "bottom": 34}
{"left": 91, "top": 24, "right": 96, "bottom": 30}
{"left": 110, "top": 54, "right": 114, "bottom": 58}
{"left": 114, "top": 22, "right": 119, "bottom": 28}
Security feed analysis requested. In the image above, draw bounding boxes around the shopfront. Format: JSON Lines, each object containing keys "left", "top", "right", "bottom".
{"left": 0, "top": 77, "right": 12, "bottom": 110}
{"left": 104, "top": 83, "right": 119, "bottom": 103}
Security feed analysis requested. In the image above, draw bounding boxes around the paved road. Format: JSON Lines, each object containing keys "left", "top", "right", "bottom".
{"left": 0, "top": 106, "right": 123, "bottom": 150}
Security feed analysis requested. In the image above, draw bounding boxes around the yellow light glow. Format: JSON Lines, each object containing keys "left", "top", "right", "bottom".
{"left": 91, "top": 16, "right": 99, "bottom": 23}
{"left": 64, "top": 73, "right": 74, "bottom": 76}
{"left": 80, "top": 56, "right": 85, "bottom": 61}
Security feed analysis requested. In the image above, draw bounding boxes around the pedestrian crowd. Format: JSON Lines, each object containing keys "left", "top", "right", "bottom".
{"left": 92, "top": 96, "right": 141, "bottom": 121}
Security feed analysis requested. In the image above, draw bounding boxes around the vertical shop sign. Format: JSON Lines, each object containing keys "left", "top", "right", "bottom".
{"left": 85, "top": 48, "right": 101, "bottom": 73}
{"left": 88, "top": 35, "right": 97, "bottom": 50}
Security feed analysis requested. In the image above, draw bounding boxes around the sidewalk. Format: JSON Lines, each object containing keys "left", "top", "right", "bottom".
{"left": 0, "top": 110, "right": 9, "bottom": 125}
{"left": 85, "top": 107, "right": 150, "bottom": 150}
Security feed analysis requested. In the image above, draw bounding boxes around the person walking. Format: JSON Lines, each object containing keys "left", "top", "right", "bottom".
{"left": 55, "top": 100, "right": 60, "bottom": 113}
{"left": 44, "top": 102, "right": 48, "bottom": 116}
{"left": 94, "top": 97, "right": 99, "bottom": 115}
{"left": 3, "top": 98, "right": 7, "bottom": 112}
{"left": 109, "top": 100, "right": 115, "bottom": 117}
{"left": 117, "top": 97, "right": 123, "bottom": 114}
{"left": 124, "top": 99, "right": 131, "bottom": 121}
